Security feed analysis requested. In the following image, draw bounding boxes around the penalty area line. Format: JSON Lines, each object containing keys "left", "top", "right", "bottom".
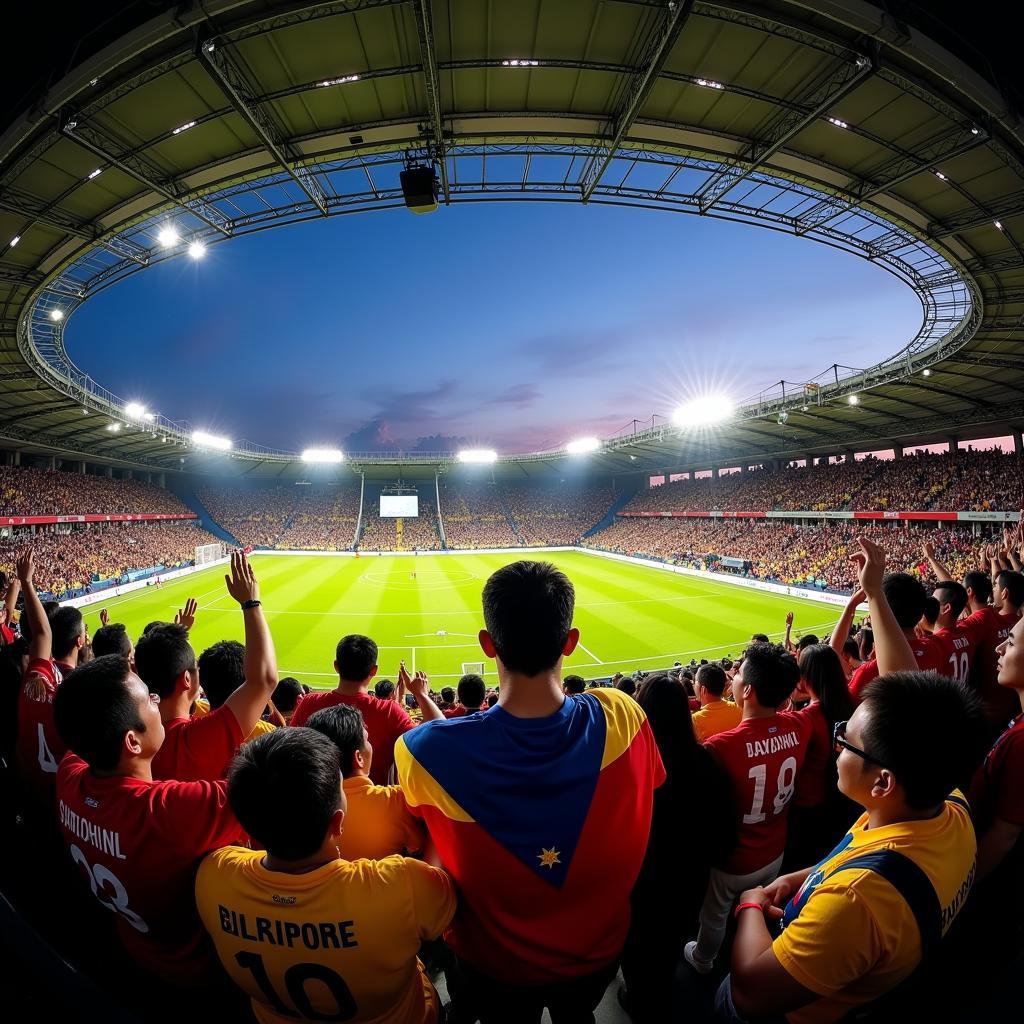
{"left": 576, "top": 642, "right": 604, "bottom": 664}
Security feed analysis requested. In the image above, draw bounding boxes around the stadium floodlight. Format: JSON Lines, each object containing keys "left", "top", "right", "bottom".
{"left": 501, "top": 58, "right": 539, "bottom": 66}
{"left": 848, "top": 394, "right": 860, "bottom": 405}
{"left": 318, "top": 75, "right": 359, "bottom": 86}
{"left": 302, "top": 448, "right": 344, "bottom": 463}
{"left": 673, "top": 394, "right": 734, "bottom": 429}
{"left": 192, "top": 430, "right": 232, "bottom": 451}
{"left": 188, "top": 241, "right": 206, "bottom": 259}
{"left": 922, "top": 368, "right": 932, "bottom": 377}
{"left": 696, "top": 78, "right": 724, "bottom": 89}
{"left": 172, "top": 120, "right": 197, "bottom": 135}
{"left": 826, "top": 117, "right": 849, "bottom": 129}
{"left": 995, "top": 221, "right": 1003, "bottom": 230}
{"left": 87, "top": 168, "right": 102, "bottom": 180}
{"left": 458, "top": 448, "right": 498, "bottom": 464}
{"left": 157, "top": 226, "right": 180, "bottom": 247}
{"left": 49, "top": 308, "right": 64, "bottom": 321}
{"left": 125, "top": 402, "right": 146, "bottom": 419}
{"left": 106, "top": 422, "right": 121, "bottom": 432}
{"left": 566, "top": 437, "right": 601, "bottom": 454}
{"left": 934, "top": 171, "right": 947, "bottom": 181}
{"left": 9, "top": 235, "right": 20, "bottom": 247}
{"left": 143, "top": 412, "right": 155, "bottom": 421}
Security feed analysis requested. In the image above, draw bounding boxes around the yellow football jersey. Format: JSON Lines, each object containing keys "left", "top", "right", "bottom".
{"left": 196, "top": 848, "right": 455, "bottom": 1024}
{"left": 340, "top": 776, "right": 426, "bottom": 860}
{"left": 775, "top": 794, "right": 976, "bottom": 1024}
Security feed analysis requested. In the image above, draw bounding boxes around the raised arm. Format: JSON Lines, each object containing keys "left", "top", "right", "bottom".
{"left": 829, "top": 589, "right": 865, "bottom": 658}
{"left": 221, "top": 551, "right": 279, "bottom": 737}
{"left": 851, "top": 537, "right": 917, "bottom": 675}
{"left": 4, "top": 575, "right": 21, "bottom": 627}
{"left": 921, "top": 540, "right": 953, "bottom": 583}
{"left": 16, "top": 549, "right": 51, "bottom": 663}
{"left": 783, "top": 612, "right": 795, "bottom": 653}
{"left": 407, "top": 669, "right": 444, "bottom": 723}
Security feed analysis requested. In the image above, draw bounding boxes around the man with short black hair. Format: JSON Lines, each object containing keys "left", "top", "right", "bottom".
{"left": 49, "top": 605, "right": 86, "bottom": 676}
{"left": 375, "top": 678, "right": 396, "bottom": 700}
{"left": 684, "top": 641, "right": 808, "bottom": 975}
{"left": 446, "top": 673, "right": 487, "bottom": 717}
{"left": 563, "top": 674, "right": 586, "bottom": 696}
{"left": 54, "top": 654, "right": 244, "bottom": 984}
{"left": 271, "top": 676, "right": 304, "bottom": 724}
{"left": 397, "top": 560, "right": 664, "bottom": 1022}
{"left": 196, "top": 728, "right": 454, "bottom": 1023}
{"left": 134, "top": 552, "right": 279, "bottom": 782}
{"left": 306, "top": 704, "right": 425, "bottom": 859}
{"left": 691, "top": 663, "right": 741, "bottom": 742}
{"left": 439, "top": 686, "right": 456, "bottom": 710}
{"left": 195, "top": 639, "right": 277, "bottom": 741}
{"left": 92, "top": 622, "right": 134, "bottom": 663}
{"left": 291, "top": 638, "right": 441, "bottom": 784}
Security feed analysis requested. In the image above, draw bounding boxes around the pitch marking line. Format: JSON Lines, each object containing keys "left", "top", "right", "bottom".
{"left": 576, "top": 642, "right": 604, "bottom": 664}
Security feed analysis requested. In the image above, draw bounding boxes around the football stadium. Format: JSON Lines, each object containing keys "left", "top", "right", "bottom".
{"left": 0, "top": 1, "right": 1021, "bottom": 1022}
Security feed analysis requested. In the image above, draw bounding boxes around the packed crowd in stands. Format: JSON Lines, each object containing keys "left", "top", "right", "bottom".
{"left": 439, "top": 480, "right": 520, "bottom": 549}
{"left": 507, "top": 483, "right": 619, "bottom": 546}
{"left": 586, "top": 517, "right": 989, "bottom": 592}
{"left": 357, "top": 497, "right": 443, "bottom": 551}
{"left": 3, "top": 534, "right": 1021, "bottom": 1024}
{"left": 0, "top": 464, "right": 191, "bottom": 517}
{"left": 197, "top": 486, "right": 296, "bottom": 548}
{"left": 0, "top": 522, "right": 221, "bottom": 597}
{"left": 277, "top": 486, "right": 361, "bottom": 550}
{"left": 624, "top": 449, "right": 1024, "bottom": 514}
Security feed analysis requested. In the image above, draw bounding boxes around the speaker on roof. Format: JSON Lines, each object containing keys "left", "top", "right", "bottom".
{"left": 400, "top": 165, "right": 439, "bottom": 214}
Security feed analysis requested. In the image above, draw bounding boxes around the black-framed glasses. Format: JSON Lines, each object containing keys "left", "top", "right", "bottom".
{"left": 833, "top": 720, "right": 889, "bottom": 769}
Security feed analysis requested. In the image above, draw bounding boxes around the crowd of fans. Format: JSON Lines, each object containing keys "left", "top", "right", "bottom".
{"left": 439, "top": 480, "right": 520, "bottom": 549}
{"left": 0, "top": 464, "right": 191, "bottom": 517}
{"left": 357, "top": 497, "right": 443, "bottom": 551}
{"left": 3, "top": 538, "right": 1020, "bottom": 1024}
{"left": 507, "top": 483, "right": 619, "bottom": 546}
{"left": 0, "top": 522, "right": 222, "bottom": 597}
{"left": 586, "top": 517, "right": 990, "bottom": 592}
{"left": 625, "top": 449, "right": 1024, "bottom": 514}
{"left": 277, "top": 486, "right": 361, "bottom": 550}
{"left": 197, "top": 486, "right": 296, "bottom": 548}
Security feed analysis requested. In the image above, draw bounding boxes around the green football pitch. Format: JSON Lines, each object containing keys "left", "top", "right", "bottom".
{"left": 84, "top": 551, "right": 843, "bottom": 687}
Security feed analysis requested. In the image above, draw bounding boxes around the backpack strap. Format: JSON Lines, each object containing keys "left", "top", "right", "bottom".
{"left": 827, "top": 850, "right": 942, "bottom": 956}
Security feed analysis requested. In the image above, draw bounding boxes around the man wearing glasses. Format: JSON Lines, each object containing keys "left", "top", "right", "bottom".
{"left": 716, "top": 537, "right": 991, "bottom": 1024}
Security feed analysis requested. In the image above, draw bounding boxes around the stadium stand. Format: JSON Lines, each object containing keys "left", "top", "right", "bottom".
{"left": 277, "top": 484, "right": 361, "bottom": 550}
{"left": 196, "top": 486, "right": 296, "bottom": 548}
{"left": 358, "top": 494, "right": 442, "bottom": 551}
{"left": 438, "top": 479, "right": 520, "bottom": 549}
{"left": 505, "top": 483, "right": 621, "bottom": 546}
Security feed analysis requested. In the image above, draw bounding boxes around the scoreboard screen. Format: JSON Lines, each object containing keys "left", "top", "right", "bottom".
{"left": 380, "top": 495, "right": 419, "bottom": 518}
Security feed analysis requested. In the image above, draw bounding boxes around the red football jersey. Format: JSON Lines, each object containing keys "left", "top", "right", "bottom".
{"left": 960, "top": 607, "right": 1019, "bottom": 727}
{"left": 706, "top": 713, "right": 810, "bottom": 874}
{"left": 930, "top": 626, "right": 975, "bottom": 685}
{"left": 56, "top": 753, "right": 244, "bottom": 983}
{"left": 848, "top": 634, "right": 952, "bottom": 703}
{"left": 151, "top": 705, "right": 244, "bottom": 783}
{"left": 969, "top": 713, "right": 1024, "bottom": 834}
{"left": 292, "top": 689, "right": 414, "bottom": 785}
{"left": 15, "top": 658, "right": 63, "bottom": 806}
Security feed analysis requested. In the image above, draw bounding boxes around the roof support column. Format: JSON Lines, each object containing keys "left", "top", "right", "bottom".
{"left": 1014, "top": 432, "right": 1023, "bottom": 457}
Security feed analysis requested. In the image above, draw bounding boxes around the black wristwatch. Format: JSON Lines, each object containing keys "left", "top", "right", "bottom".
{"left": 241, "top": 599, "right": 262, "bottom": 610}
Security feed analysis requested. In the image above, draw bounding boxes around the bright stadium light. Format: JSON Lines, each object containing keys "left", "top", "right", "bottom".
{"left": 86, "top": 168, "right": 102, "bottom": 180}
{"left": 318, "top": 75, "right": 360, "bottom": 86}
{"left": 143, "top": 412, "right": 155, "bottom": 421}
{"left": 566, "top": 437, "right": 601, "bottom": 454}
{"left": 995, "top": 221, "right": 1004, "bottom": 230}
{"left": 192, "top": 430, "right": 232, "bottom": 451}
{"left": 157, "top": 226, "right": 180, "bottom": 247}
{"left": 458, "top": 448, "right": 498, "bottom": 464}
{"left": 9, "top": 235, "right": 20, "bottom": 247}
{"left": 172, "top": 120, "right": 197, "bottom": 135}
{"left": 673, "top": 394, "right": 734, "bottom": 428}
{"left": 695, "top": 78, "right": 724, "bottom": 89}
{"left": 922, "top": 368, "right": 932, "bottom": 377}
{"left": 106, "top": 422, "right": 121, "bottom": 432}
{"left": 125, "top": 402, "right": 146, "bottom": 419}
{"left": 501, "top": 59, "right": 539, "bottom": 66}
{"left": 49, "top": 308, "right": 65, "bottom": 321}
{"left": 848, "top": 394, "right": 860, "bottom": 405}
{"left": 188, "top": 241, "right": 206, "bottom": 259}
{"left": 302, "top": 448, "right": 344, "bottom": 463}
{"left": 826, "top": 117, "right": 849, "bottom": 129}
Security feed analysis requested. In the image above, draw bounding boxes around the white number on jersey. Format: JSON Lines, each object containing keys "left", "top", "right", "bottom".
{"left": 68, "top": 844, "right": 149, "bottom": 933}
{"left": 948, "top": 651, "right": 969, "bottom": 684}
{"left": 743, "top": 756, "right": 799, "bottom": 824}
{"left": 37, "top": 723, "right": 59, "bottom": 774}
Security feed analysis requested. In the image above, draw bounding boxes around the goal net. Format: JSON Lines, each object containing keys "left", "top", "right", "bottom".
{"left": 460, "top": 662, "right": 485, "bottom": 677}
{"left": 195, "top": 542, "right": 226, "bottom": 566}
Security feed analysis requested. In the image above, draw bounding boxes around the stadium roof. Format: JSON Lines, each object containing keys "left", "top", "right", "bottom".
{"left": 0, "top": 0, "right": 1021, "bottom": 481}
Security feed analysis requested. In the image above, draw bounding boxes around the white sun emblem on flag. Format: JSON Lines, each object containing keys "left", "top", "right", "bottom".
{"left": 537, "top": 847, "right": 562, "bottom": 869}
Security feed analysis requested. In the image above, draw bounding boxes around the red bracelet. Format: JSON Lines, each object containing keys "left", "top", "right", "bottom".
{"left": 734, "top": 901, "right": 766, "bottom": 919}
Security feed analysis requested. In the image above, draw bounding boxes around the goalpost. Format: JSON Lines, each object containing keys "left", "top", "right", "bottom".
{"left": 461, "top": 661, "right": 485, "bottom": 677}
{"left": 194, "top": 542, "right": 227, "bottom": 566}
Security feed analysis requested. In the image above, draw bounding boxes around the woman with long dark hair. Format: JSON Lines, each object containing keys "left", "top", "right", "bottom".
{"left": 784, "top": 644, "right": 859, "bottom": 868}
{"left": 620, "top": 671, "right": 735, "bottom": 1022}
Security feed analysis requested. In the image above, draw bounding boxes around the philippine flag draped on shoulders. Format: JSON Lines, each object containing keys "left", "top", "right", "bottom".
{"left": 396, "top": 687, "right": 665, "bottom": 984}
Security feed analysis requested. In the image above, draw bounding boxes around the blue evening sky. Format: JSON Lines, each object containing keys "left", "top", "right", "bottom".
{"left": 65, "top": 202, "right": 920, "bottom": 453}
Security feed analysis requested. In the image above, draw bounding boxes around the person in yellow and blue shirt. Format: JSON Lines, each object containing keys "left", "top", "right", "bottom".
{"left": 396, "top": 560, "right": 664, "bottom": 1023}
{"left": 718, "top": 538, "right": 992, "bottom": 1024}
{"left": 196, "top": 728, "right": 455, "bottom": 1024}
